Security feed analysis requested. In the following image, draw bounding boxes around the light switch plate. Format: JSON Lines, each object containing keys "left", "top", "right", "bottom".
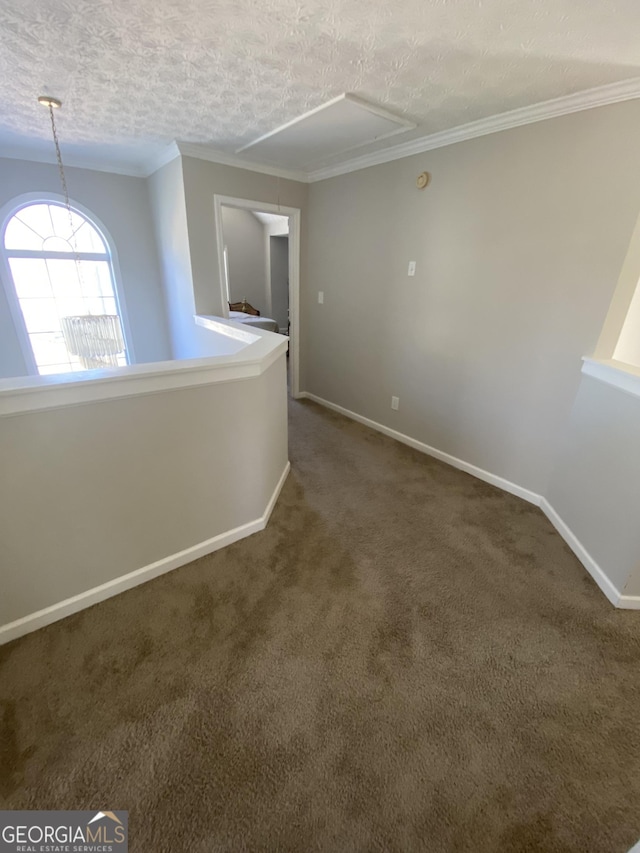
{"left": 318, "top": 291, "right": 324, "bottom": 304}
{"left": 408, "top": 262, "right": 416, "bottom": 277}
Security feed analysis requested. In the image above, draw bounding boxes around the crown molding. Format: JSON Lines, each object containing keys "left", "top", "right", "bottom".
{"left": 0, "top": 145, "right": 149, "bottom": 178}
{"left": 0, "top": 140, "right": 180, "bottom": 179}
{"left": 306, "top": 76, "right": 640, "bottom": 182}
{"left": 142, "top": 141, "right": 181, "bottom": 176}
{"left": 175, "top": 141, "right": 309, "bottom": 183}
{"left": 3, "top": 76, "right": 639, "bottom": 185}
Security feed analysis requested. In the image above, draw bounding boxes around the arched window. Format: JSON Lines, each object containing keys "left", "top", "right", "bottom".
{"left": 2, "top": 201, "right": 129, "bottom": 375}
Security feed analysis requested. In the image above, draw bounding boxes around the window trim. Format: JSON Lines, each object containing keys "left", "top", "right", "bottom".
{"left": 592, "top": 210, "right": 640, "bottom": 364}
{"left": 583, "top": 209, "right": 640, "bottom": 398}
{"left": 582, "top": 357, "right": 640, "bottom": 400}
{"left": 7, "top": 250, "right": 109, "bottom": 262}
{"left": 0, "top": 192, "right": 136, "bottom": 376}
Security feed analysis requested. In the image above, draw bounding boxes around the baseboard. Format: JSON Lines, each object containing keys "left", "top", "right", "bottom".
{"left": 300, "top": 391, "right": 640, "bottom": 611}
{"left": 263, "top": 460, "right": 291, "bottom": 520}
{"left": 0, "top": 462, "right": 291, "bottom": 646}
{"left": 299, "top": 392, "right": 541, "bottom": 506}
{"left": 618, "top": 594, "right": 640, "bottom": 610}
{"left": 538, "top": 499, "right": 622, "bottom": 606}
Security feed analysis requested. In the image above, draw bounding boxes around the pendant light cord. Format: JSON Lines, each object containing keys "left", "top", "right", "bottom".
{"left": 46, "top": 101, "right": 85, "bottom": 290}
{"left": 48, "top": 103, "right": 75, "bottom": 239}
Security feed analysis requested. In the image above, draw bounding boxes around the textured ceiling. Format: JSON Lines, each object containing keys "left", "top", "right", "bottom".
{"left": 1, "top": 0, "right": 639, "bottom": 174}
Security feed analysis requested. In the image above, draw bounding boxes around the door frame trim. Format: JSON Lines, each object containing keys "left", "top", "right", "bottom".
{"left": 213, "top": 194, "right": 301, "bottom": 398}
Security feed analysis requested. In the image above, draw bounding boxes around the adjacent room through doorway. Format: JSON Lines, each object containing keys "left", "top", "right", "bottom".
{"left": 220, "top": 206, "right": 289, "bottom": 331}
{"left": 214, "top": 195, "right": 301, "bottom": 397}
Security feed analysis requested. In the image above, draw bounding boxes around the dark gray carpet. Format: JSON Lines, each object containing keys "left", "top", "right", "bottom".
{"left": 1, "top": 396, "right": 639, "bottom": 852}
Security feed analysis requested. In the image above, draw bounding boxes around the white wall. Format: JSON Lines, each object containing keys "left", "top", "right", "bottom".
{"left": 304, "top": 99, "right": 640, "bottom": 497}
{"left": 546, "top": 374, "right": 640, "bottom": 597}
{"left": 0, "top": 355, "right": 288, "bottom": 632}
{"left": 221, "top": 206, "right": 267, "bottom": 312}
{"left": 149, "top": 157, "right": 307, "bottom": 364}
{"left": 0, "top": 157, "right": 172, "bottom": 377}
{"left": 181, "top": 156, "right": 308, "bottom": 326}
{"left": 148, "top": 157, "right": 197, "bottom": 359}
{"left": 147, "top": 158, "right": 245, "bottom": 359}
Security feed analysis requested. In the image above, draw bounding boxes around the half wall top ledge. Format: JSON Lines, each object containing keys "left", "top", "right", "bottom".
{"left": 0, "top": 315, "right": 288, "bottom": 417}
{"left": 0, "top": 312, "right": 290, "bottom": 641}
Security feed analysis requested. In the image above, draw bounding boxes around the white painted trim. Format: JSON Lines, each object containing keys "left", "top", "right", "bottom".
{"left": 618, "top": 595, "right": 640, "bottom": 610}
{"left": 237, "top": 94, "right": 347, "bottom": 152}
{"left": 288, "top": 210, "right": 301, "bottom": 400}
{"left": 236, "top": 93, "right": 415, "bottom": 157}
{"left": 3, "top": 78, "right": 639, "bottom": 183}
{"left": 263, "top": 460, "right": 291, "bottom": 520}
{"left": 177, "top": 141, "right": 309, "bottom": 183}
{"left": 581, "top": 357, "right": 640, "bottom": 400}
{"left": 213, "top": 194, "right": 301, "bottom": 399}
{"left": 0, "top": 461, "right": 290, "bottom": 645}
{"left": 264, "top": 227, "right": 273, "bottom": 319}
{"left": 306, "top": 77, "right": 640, "bottom": 181}
{"left": 300, "top": 391, "right": 640, "bottom": 610}
{"left": 0, "top": 147, "right": 150, "bottom": 178}
{"left": 0, "top": 142, "right": 179, "bottom": 179}
{"left": 299, "top": 392, "right": 541, "bottom": 505}
{"left": 7, "top": 249, "right": 108, "bottom": 261}
{"left": 538, "top": 499, "right": 620, "bottom": 606}
{"left": 175, "top": 77, "right": 640, "bottom": 183}
{"left": 0, "top": 323, "right": 287, "bottom": 417}
{"left": 143, "top": 141, "right": 181, "bottom": 177}
{"left": 0, "top": 192, "right": 137, "bottom": 373}
{"left": 339, "top": 93, "right": 416, "bottom": 130}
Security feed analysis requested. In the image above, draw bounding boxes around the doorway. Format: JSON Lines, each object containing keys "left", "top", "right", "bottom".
{"left": 214, "top": 195, "right": 301, "bottom": 397}
{"left": 269, "top": 232, "right": 289, "bottom": 335}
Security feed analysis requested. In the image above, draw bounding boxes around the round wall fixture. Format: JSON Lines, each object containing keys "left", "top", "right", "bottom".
{"left": 416, "top": 171, "right": 430, "bottom": 189}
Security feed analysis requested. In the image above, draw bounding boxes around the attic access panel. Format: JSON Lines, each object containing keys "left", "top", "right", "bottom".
{"left": 236, "top": 94, "right": 416, "bottom": 171}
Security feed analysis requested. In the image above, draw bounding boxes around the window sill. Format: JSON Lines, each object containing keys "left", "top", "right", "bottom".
{"left": 581, "top": 357, "right": 640, "bottom": 400}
